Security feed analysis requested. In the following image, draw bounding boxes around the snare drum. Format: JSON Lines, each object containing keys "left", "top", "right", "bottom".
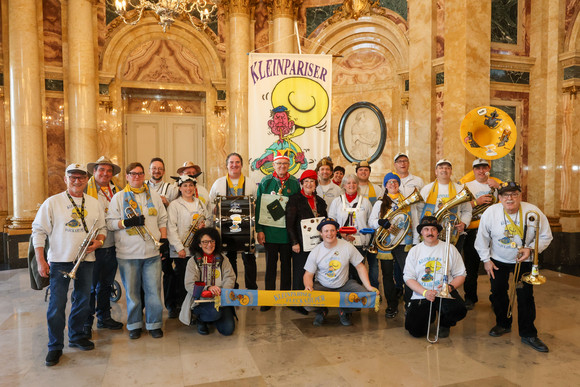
{"left": 215, "top": 195, "right": 255, "bottom": 252}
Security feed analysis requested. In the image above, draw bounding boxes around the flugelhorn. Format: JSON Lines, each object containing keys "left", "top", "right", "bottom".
{"left": 124, "top": 206, "right": 163, "bottom": 248}
{"left": 62, "top": 219, "right": 100, "bottom": 280}
{"left": 427, "top": 220, "right": 454, "bottom": 344}
{"left": 368, "top": 188, "right": 423, "bottom": 253}
{"left": 434, "top": 186, "right": 474, "bottom": 245}
{"left": 182, "top": 214, "right": 206, "bottom": 249}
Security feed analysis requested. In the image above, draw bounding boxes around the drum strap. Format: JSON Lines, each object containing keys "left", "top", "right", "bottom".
{"left": 225, "top": 176, "right": 245, "bottom": 196}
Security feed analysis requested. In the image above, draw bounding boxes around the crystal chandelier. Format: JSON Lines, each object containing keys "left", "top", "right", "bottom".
{"left": 109, "top": 0, "right": 218, "bottom": 33}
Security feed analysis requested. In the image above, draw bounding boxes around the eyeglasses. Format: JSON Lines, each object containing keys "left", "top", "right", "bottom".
{"left": 395, "top": 159, "right": 409, "bottom": 164}
{"left": 150, "top": 167, "right": 164, "bottom": 172}
{"left": 501, "top": 192, "right": 520, "bottom": 199}
{"left": 200, "top": 240, "right": 216, "bottom": 246}
{"left": 128, "top": 172, "right": 145, "bottom": 177}
{"left": 274, "top": 162, "right": 290, "bottom": 166}
{"left": 68, "top": 176, "right": 87, "bottom": 181}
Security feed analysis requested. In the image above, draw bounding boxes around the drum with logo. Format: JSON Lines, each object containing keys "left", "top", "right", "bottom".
{"left": 215, "top": 195, "right": 255, "bottom": 252}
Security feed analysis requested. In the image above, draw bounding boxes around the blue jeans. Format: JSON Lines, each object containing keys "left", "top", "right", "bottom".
{"left": 366, "top": 251, "right": 380, "bottom": 289}
{"left": 47, "top": 261, "right": 94, "bottom": 351}
{"left": 117, "top": 256, "right": 163, "bottom": 331}
{"left": 86, "top": 246, "right": 118, "bottom": 326}
{"left": 193, "top": 304, "right": 235, "bottom": 336}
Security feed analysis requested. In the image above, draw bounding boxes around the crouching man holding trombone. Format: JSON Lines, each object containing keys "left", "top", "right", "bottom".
{"left": 403, "top": 216, "right": 467, "bottom": 341}
{"left": 475, "top": 181, "right": 552, "bottom": 352}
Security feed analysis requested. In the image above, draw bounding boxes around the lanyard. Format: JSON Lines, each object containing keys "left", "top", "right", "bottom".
{"left": 66, "top": 192, "right": 88, "bottom": 233}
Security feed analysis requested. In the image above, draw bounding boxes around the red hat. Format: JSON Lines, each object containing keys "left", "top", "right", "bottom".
{"left": 300, "top": 170, "right": 318, "bottom": 182}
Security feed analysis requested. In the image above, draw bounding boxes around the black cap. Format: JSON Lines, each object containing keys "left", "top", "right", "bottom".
{"left": 416, "top": 216, "right": 442, "bottom": 234}
{"left": 316, "top": 217, "right": 340, "bottom": 232}
{"left": 498, "top": 181, "right": 521, "bottom": 195}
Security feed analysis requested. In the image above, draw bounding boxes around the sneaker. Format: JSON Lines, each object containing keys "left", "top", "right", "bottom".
{"left": 45, "top": 350, "right": 62, "bottom": 367}
{"left": 260, "top": 306, "right": 271, "bottom": 312}
{"left": 339, "top": 311, "right": 352, "bottom": 326}
{"left": 197, "top": 321, "right": 209, "bottom": 335}
{"left": 385, "top": 307, "right": 398, "bottom": 319}
{"left": 82, "top": 326, "right": 93, "bottom": 339}
{"left": 129, "top": 328, "right": 142, "bottom": 340}
{"left": 489, "top": 325, "right": 511, "bottom": 337}
{"left": 149, "top": 329, "right": 163, "bottom": 339}
{"left": 313, "top": 311, "right": 326, "bottom": 327}
{"left": 464, "top": 299, "right": 475, "bottom": 311}
{"left": 97, "top": 318, "right": 123, "bottom": 330}
{"left": 521, "top": 336, "right": 549, "bottom": 352}
{"left": 69, "top": 338, "right": 95, "bottom": 351}
{"left": 439, "top": 326, "right": 450, "bottom": 338}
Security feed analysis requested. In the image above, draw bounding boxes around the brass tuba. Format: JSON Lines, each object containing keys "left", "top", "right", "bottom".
{"left": 434, "top": 186, "right": 474, "bottom": 245}
{"left": 368, "top": 188, "right": 423, "bottom": 253}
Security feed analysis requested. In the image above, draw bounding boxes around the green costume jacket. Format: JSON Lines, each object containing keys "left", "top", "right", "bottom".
{"left": 255, "top": 174, "right": 301, "bottom": 244}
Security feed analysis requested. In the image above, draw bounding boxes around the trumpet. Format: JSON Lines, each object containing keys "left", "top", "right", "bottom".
{"left": 427, "top": 220, "right": 455, "bottom": 344}
{"left": 434, "top": 186, "right": 474, "bottom": 245}
{"left": 182, "top": 215, "right": 206, "bottom": 249}
{"left": 368, "top": 188, "right": 423, "bottom": 254}
{"left": 62, "top": 219, "right": 100, "bottom": 280}
{"left": 124, "top": 206, "right": 163, "bottom": 249}
{"left": 507, "top": 210, "right": 546, "bottom": 318}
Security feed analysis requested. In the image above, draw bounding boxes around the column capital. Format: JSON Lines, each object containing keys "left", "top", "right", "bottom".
{"left": 268, "top": 0, "right": 303, "bottom": 19}
{"left": 224, "top": 0, "right": 253, "bottom": 17}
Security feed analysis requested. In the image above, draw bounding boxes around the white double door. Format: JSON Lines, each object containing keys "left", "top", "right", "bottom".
{"left": 126, "top": 114, "right": 206, "bottom": 185}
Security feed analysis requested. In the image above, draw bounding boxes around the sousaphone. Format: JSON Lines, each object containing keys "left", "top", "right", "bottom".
{"left": 460, "top": 106, "right": 516, "bottom": 160}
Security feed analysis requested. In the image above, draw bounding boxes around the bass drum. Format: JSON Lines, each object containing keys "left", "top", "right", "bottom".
{"left": 215, "top": 195, "right": 255, "bottom": 253}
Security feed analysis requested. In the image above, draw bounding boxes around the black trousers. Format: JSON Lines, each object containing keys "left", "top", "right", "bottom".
{"left": 264, "top": 242, "right": 292, "bottom": 291}
{"left": 462, "top": 229, "right": 481, "bottom": 303}
{"left": 405, "top": 290, "right": 467, "bottom": 338}
{"left": 291, "top": 251, "right": 309, "bottom": 291}
{"left": 225, "top": 251, "right": 258, "bottom": 290}
{"left": 489, "top": 259, "right": 537, "bottom": 337}
{"left": 162, "top": 257, "right": 189, "bottom": 311}
{"left": 379, "top": 245, "right": 411, "bottom": 309}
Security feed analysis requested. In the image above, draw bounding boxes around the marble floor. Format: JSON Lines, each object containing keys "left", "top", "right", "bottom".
{"left": 1, "top": 258, "right": 579, "bottom": 387}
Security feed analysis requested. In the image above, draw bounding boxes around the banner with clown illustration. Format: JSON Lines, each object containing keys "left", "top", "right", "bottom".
{"left": 248, "top": 53, "right": 332, "bottom": 181}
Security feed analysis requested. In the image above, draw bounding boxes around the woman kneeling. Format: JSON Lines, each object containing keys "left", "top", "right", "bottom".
{"left": 179, "top": 227, "right": 236, "bottom": 335}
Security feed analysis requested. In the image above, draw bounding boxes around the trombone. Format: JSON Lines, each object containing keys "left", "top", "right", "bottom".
{"left": 507, "top": 210, "right": 546, "bottom": 318}
{"left": 62, "top": 219, "right": 100, "bottom": 280}
{"left": 124, "top": 206, "right": 163, "bottom": 249}
{"left": 427, "top": 220, "right": 454, "bottom": 344}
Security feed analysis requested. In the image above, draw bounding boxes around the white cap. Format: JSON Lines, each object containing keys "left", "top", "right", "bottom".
{"left": 435, "top": 159, "right": 452, "bottom": 167}
{"left": 393, "top": 152, "right": 409, "bottom": 162}
{"left": 65, "top": 163, "right": 88, "bottom": 175}
{"left": 472, "top": 158, "right": 490, "bottom": 168}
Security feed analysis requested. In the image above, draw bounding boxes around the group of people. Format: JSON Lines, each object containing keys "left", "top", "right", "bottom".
{"left": 32, "top": 150, "right": 553, "bottom": 367}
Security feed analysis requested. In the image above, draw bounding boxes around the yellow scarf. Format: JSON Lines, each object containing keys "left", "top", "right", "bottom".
{"left": 226, "top": 174, "right": 245, "bottom": 196}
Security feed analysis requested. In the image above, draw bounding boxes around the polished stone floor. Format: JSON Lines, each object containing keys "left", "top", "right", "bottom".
{"left": 1, "top": 258, "right": 578, "bottom": 386}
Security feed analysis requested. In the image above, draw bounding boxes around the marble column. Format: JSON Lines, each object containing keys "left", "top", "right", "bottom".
{"left": 271, "top": 0, "right": 297, "bottom": 53}
{"left": 408, "top": 0, "right": 436, "bottom": 182}
{"left": 227, "top": 0, "right": 251, "bottom": 167}
{"left": 8, "top": 0, "right": 47, "bottom": 229}
{"left": 443, "top": 0, "right": 491, "bottom": 177}
{"left": 560, "top": 89, "right": 578, "bottom": 217}
{"left": 529, "top": 0, "right": 564, "bottom": 217}
{"left": 67, "top": 0, "right": 98, "bottom": 164}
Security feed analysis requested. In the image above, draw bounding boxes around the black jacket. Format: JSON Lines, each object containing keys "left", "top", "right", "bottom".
{"left": 285, "top": 192, "right": 327, "bottom": 248}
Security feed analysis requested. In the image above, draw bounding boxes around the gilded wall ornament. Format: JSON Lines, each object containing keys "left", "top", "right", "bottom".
{"left": 334, "top": 0, "right": 379, "bottom": 21}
